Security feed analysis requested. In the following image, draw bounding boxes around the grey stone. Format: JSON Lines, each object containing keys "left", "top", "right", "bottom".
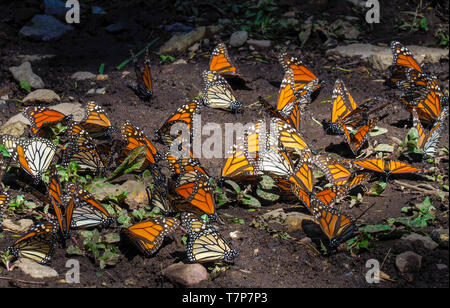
{"left": 247, "top": 39, "right": 271, "bottom": 48}
{"left": 401, "top": 233, "right": 439, "bottom": 250}
{"left": 229, "top": 31, "right": 248, "bottom": 48}
{"left": 22, "top": 89, "right": 60, "bottom": 105}
{"left": 159, "top": 27, "right": 206, "bottom": 54}
{"left": 9, "top": 62, "right": 44, "bottom": 89}
{"left": 13, "top": 258, "right": 58, "bottom": 279}
{"left": 44, "top": 0, "right": 68, "bottom": 19}
{"left": 162, "top": 263, "right": 209, "bottom": 286}
{"left": 1, "top": 219, "right": 34, "bottom": 233}
{"left": 71, "top": 71, "right": 96, "bottom": 81}
{"left": 19, "top": 15, "right": 73, "bottom": 41}
{"left": 395, "top": 251, "right": 422, "bottom": 273}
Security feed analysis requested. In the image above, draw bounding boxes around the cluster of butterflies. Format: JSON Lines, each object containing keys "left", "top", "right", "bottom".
{"left": 0, "top": 40, "right": 448, "bottom": 269}
{"left": 387, "top": 41, "right": 449, "bottom": 158}
{"left": 0, "top": 98, "right": 238, "bottom": 267}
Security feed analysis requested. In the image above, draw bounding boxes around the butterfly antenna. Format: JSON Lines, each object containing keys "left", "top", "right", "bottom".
{"left": 354, "top": 202, "right": 376, "bottom": 224}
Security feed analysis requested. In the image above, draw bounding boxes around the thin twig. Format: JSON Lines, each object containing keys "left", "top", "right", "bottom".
{"left": 393, "top": 180, "right": 440, "bottom": 195}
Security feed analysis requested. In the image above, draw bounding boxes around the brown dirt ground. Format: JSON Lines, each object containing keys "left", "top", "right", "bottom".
{"left": 0, "top": 1, "right": 448, "bottom": 288}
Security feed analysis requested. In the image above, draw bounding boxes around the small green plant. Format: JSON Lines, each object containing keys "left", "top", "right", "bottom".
{"left": 387, "top": 197, "right": 436, "bottom": 229}
{"left": 71, "top": 230, "right": 121, "bottom": 269}
{"left": 98, "top": 63, "right": 105, "bottom": 74}
{"left": 19, "top": 81, "right": 31, "bottom": 93}
{"left": 159, "top": 54, "right": 176, "bottom": 64}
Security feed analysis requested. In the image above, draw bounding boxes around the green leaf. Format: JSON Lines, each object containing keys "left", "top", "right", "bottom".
{"left": 225, "top": 180, "right": 242, "bottom": 194}
{"left": 256, "top": 189, "right": 279, "bottom": 201}
{"left": 0, "top": 144, "right": 10, "bottom": 157}
{"left": 103, "top": 233, "right": 121, "bottom": 244}
{"left": 258, "top": 175, "right": 276, "bottom": 190}
{"left": 66, "top": 245, "right": 84, "bottom": 256}
{"left": 358, "top": 224, "right": 393, "bottom": 233}
{"left": 20, "top": 81, "right": 31, "bottom": 93}
{"left": 98, "top": 63, "right": 105, "bottom": 74}
{"left": 374, "top": 144, "right": 394, "bottom": 153}
{"left": 241, "top": 194, "right": 261, "bottom": 208}
{"left": 107, "top": 146, "right": 147, "bottom": 181}
{"left": 369, "top": 126, "right": 388, "bottom": 137}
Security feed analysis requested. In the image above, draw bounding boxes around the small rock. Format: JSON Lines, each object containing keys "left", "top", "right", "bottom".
{"left": 12, "top": 258, "right": 58, "bottom": 279}
{"left": 19, "top": 15, "right": 73, "bottom": 41}
{"left": 299, "top": 237, "right": 312, "bottom": 245}
{"left": 95, "top": 88, "right": 106, "bottom": 94}
{"left": 431, "top": 228, "right": 449, "bottom": 248}
{"left": 71, "top": 71, "right": 96, "bottom": 81}
{"left": 285, "top": 212, "right": 315, "bottom": 232}
{"left": 159, "top": 27, "right": 206, "bottom": 54}
{"left": 87, "top": 88, "right": 96, "bottom": 95}
{"left": 436, "top": 264, "right": 448, "bottom": 270}
{"left": 229, "top": 30, "right": 248, "bottom": 48}
{"left": 9, "top": 62, "right": 44, "bottom": 89}
{"left": 188, "top": 42, "right": 200, "bottom": 53}
{"left": 247, "top": 39, "right": 271, "bottom": 48}
{"left": 162, "top": 263, "right": 209, "bottom": 286}
{"left": 172, "top": 59, "right": 187, "bottom": 65}
{"left": 95, "top": 74, "right": 109, "bottom": 81}
{"left": 2, "top": 219, "right": 34, "bottom": 233}
{"left": 0, "top": 121, "right": 28, "bottom": 137}
{"left": 401, "top": 233, "right": 439, "bottom": 250}
{"left": 22, "top": 89, "right": 60, "bottom": 105}
{"left": 395, "top": 251, "right": 422, "bottom": 273}
{"left": 229, "top": 230, "right": 242, "bottom": 239}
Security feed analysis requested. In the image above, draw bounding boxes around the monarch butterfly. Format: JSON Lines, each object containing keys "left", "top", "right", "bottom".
{"left": 63, "top": 123, "right": 106, "bottom": 175}
{"left": 78, "top": 101, "right": 116, "bottom": 138}
{"left": 388, "top": 41, "right": 422, "bottom": 88}
{"left": 150, "top": 182, "right": 172, "bottom": 214}
{"left": 348, "top": 158, "right": 422, "bottom": 176}
{"left": 182, "top": 213, "right": 238, "bottom": 263}
{"left": 270, "top": 118, "right": 312, "bottom": 159}
{"left": 2, "top": 135, "right": 57, "bottom": 184}
{"left": 312, "top": 154, "right": 355, "bottom": 186}
{"left": 122, "top": 217, "right": 179, "bottom": 256}
{"left": 166, "top": 152, "right": 204, "bottom": 176}
{"left": 6, "top": 221, "right": 57, "bottom": 264}
{"left": 401, "top": 82, "right": 444, "bottom": 124}
{"left": 310, "top": 197, "right": 357, "bottom": 249}
{"left": 412, "top": 107, "right": 448, "bottom": 158}
{"left": 342, "top": 118, "right": 376, "bottom": 156}
{"left": 262, "top": 94, "right": 310, "bottom": 132}
{"left": 209, "top": 43, "right": 241, "bottom": 78}
{"left": 23, "top": 106, "right": 72, "bottom": 136}
{"left": 65, "top": 182, "right": 115, "bottom": 229}
{"left": 121, "top": 121, "right": 160, "bottom": 166}
{"left": 156, "top": 100, "right": 201, "bottom": 146}
{"left": 180, "top": 212, "right": 213, "bottom": 234}
{"left": 47, "top": 165, "right": 71, "bottom": 239}
{"left": 129, "top": 47, "right": 153, "bottom": 102}
{"left": 256, "top": 145, "right": 295, "bottom": 178}
{"left": 202, "top": 70, "right": 243, "bottom": 112}
{"left": 315, "top": 172, "right": 371, "bottom": 206}
{"left": 279, "top": 52, "right": 322, "bottom": 95}
{"left": 174, "top": 162, "right": 216, "bottom": 216}
{"left": 0, "top": 190, "right": 10, "bottom": 225}
{"left": 288, "top": 158, "right": 315, "bottom": 194}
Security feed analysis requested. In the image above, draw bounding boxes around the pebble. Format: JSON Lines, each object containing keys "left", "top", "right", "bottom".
{"left": 162, "top": 263, "right": 209, "bottom": 286}
{"left": 95, "top": 74, "right": 109, "bottom": 81}
{"left": 247, "top": 39, "right": 271, "bottom": 48}
{"left": 12, "top": 258, "right": 58, "bottom": 279}
{"left": 19, "top": 14, "right": 73, "bottom": 41}
{"left": 1, "top": 219, "right": 34, "bottom": 233}
{"left": 436, "top": 264, "right": 448, "bottom": 270}
{"left": 159, "top": 27, "right": 206, "bottom": 54}
{"left": 401, "top": 233, "right": 439, "bottom": 250}
{"left": 9, "top": 62, "right": 45, "bottom": 89}
{"left": 229, "top": 30, "right": 248, "bottom": 48}
{"left": 395, "top": 251, "right": 422, "bottom": 273}
{"left": 71, "top": 71, "right": 96, "bottom": 81}
{"left": 22, "top": 89, "right": 60, "bottom": 105}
